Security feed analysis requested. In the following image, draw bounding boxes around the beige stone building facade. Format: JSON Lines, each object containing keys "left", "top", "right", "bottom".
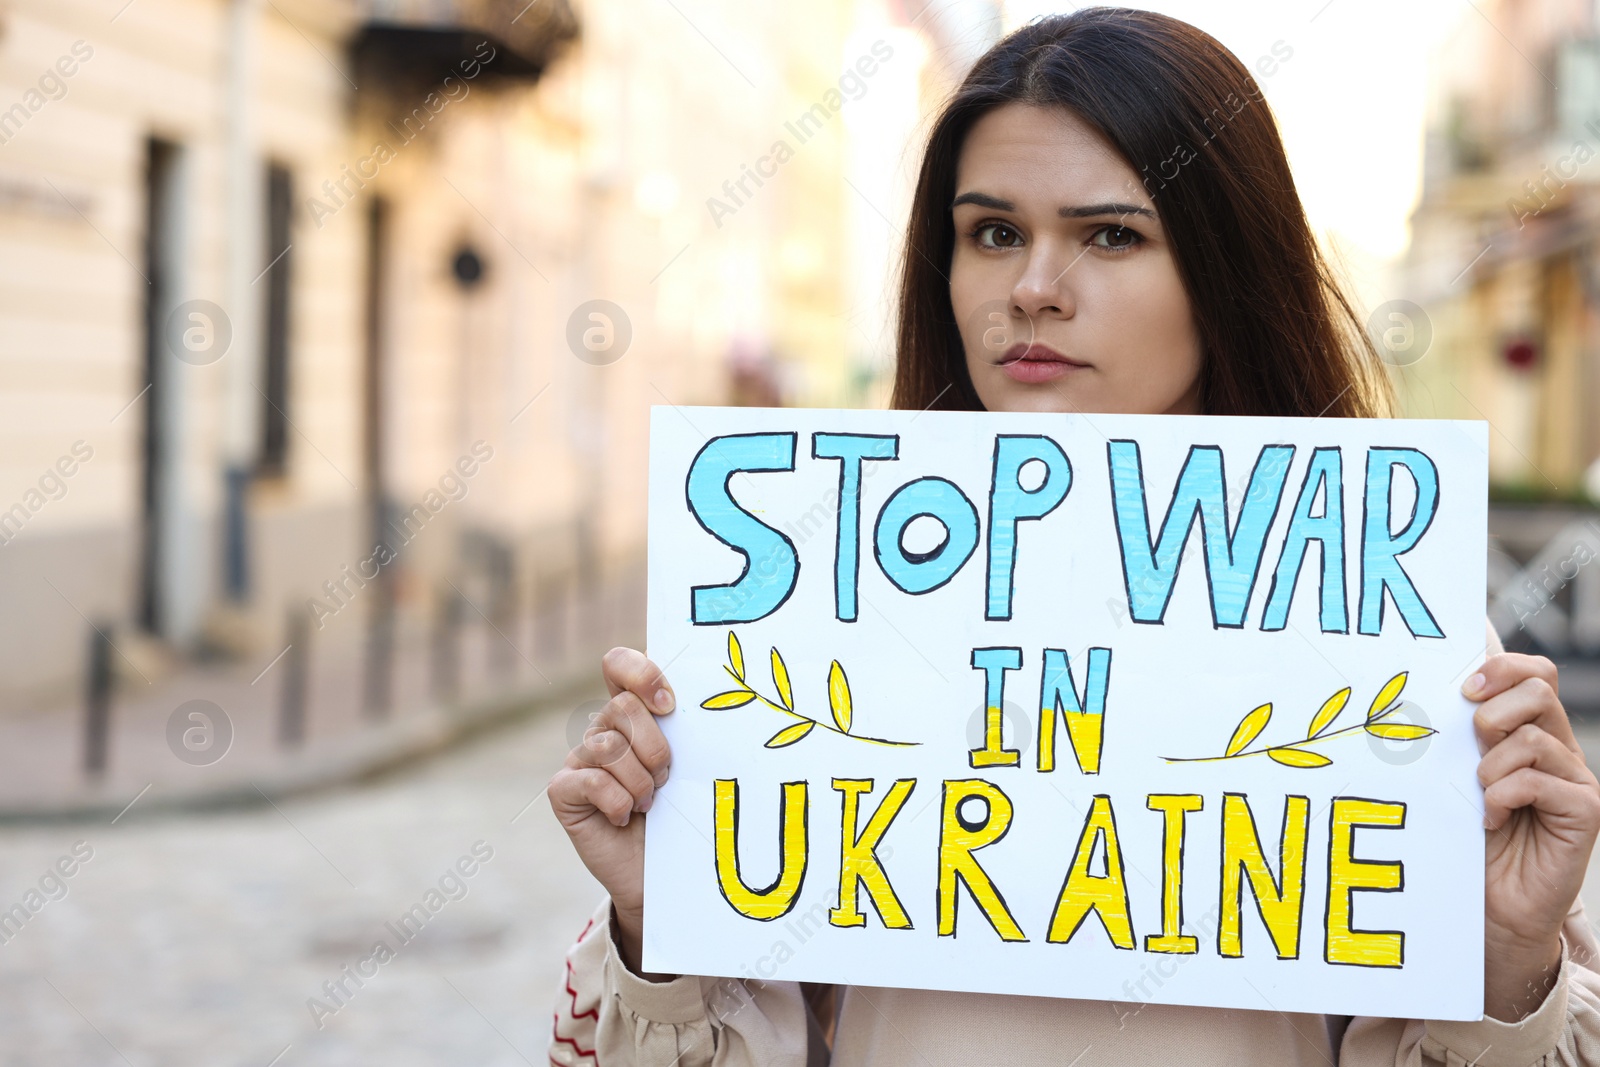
{"left": 0, "top": 0, "right": 929, "bottom": 709}
{"left": 1398, "top": 0, "right": 1600, "bottom": 496}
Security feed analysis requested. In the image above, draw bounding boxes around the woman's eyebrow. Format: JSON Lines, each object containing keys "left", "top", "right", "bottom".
{"left": 950, "top": 191, "right": 1013, "bottom": 210}
{"left": 950, "top": 192, "right": 1157, "bottom": 220}
{"left": 1061, "top": 202, "right": 1157, "bottom": 219}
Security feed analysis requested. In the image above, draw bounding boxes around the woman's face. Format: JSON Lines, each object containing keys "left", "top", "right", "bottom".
{"left": 949, "top": 102, "right": 1204, "bottom": 415}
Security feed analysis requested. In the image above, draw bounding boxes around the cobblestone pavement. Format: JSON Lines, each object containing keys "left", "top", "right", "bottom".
{"left": 0, "top": 693, "right": 607, "bottom": 1067}
{"left": 4, "top": 704, "right": 1600, "bottom": 1066}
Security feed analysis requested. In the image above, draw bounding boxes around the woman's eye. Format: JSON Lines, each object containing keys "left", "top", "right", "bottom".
{"left": 1092, "top": 225, "right": 1141, "bottom": 251}
{"left": 973, "top": 222, "right": 1022, "bottom": 248}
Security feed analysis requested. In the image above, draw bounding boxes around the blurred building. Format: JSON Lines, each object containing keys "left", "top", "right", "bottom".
{"left": 0, "top": 0, "right": 923, "bottom": 711}
{"left": 1398, "top": 0, "right": 1600, "bottom": 497}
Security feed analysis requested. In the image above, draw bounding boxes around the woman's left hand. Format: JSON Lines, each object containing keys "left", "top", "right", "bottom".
{"left": 1469, "top": 652, "right": 1600, "bottom": 1021}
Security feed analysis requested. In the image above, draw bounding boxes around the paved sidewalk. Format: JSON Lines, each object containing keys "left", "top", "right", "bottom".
{"left": 0, "top": 574, "right": 643, "bottom": 822}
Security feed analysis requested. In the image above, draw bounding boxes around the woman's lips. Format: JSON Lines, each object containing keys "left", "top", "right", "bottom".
{"left": 998, "top": 343, "right": 1091, "bottom": 385}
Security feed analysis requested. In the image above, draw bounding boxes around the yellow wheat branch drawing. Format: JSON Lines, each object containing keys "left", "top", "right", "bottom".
{"left": 698, "top": 631, "right": 920, "bottom": 749}
{"left": 1163, "top": 671, "right": 1434, "bottom": 768}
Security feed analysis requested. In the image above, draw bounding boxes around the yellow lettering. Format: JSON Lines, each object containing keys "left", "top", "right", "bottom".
{"left": 969, "top": 648, "right": 1021, "bottom": 768}
{"left": 1219, "top": 792, "right": 1308, "bottom": 959}
{"left": 713, "top": 779, "right": 809, "bottom": 920}
{"left": 1036, "top": 648, "right": 1110, "bottom": 773}
{"left": 1039, "top": 708, "right": 1106, "bottom": 774}
{"left": 1325, "top": 797, "right": 1406, "bottom": 967}
{"left": 1047, "top": 794, "right": 1135, "bottom": 948}
{"left": 970, "top": 702, "right": 1021, "bottom": 767}
{"left": 937, "top": 779, "right": 1026, "bottom": 940}
{"left": 1144, "top": 794, "right": 1203, "bottom": 953}
{"left": 830, "top": 777, "right": 915, "bottom": 929}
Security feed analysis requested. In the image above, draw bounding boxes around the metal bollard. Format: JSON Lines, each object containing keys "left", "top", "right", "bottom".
{"left": 537, "top": 573, "right": 568, "bottom": 668}
{"left": 363, "top": 572, "right": 394, "bottom": 720}
{"left": 490, "top": 556, "right": 516, "bottom": 681}
{"left": 431, "top": 583, "right": 461, "bottom": 703}
{"left": 279, "top": 610, "right": 308, "bottom": 747}
{"left": 83, "top": 623, "right": 114, "bottom": 776}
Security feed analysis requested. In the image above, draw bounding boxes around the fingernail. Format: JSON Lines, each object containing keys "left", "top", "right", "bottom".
{"left": 655, "top": 688, "right": 675, "bottom": 712}
{"left": 640, "top": 793, "right": 654, "bottom": 813}
{"left": 621, "top": 811, "right": 630, "bottom": 827}
{"left": 1463, "top": 673, "right": 1486, "bottom": 696}
{"left": 653, "top": 767, "right": 669, "bottom": 787}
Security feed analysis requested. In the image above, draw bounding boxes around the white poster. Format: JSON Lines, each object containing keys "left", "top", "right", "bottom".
{"left": 643, "top": 405, "right": 1488, "bottom": 1020}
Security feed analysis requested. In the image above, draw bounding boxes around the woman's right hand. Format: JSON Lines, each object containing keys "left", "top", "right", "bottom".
{"left": 548, "top": 647, "right": 676, "bottom": 974}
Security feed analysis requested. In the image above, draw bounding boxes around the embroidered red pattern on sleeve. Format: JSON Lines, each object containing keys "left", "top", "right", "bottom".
{"left": 551, "top": 919, "right": 599, "bottom": 1065}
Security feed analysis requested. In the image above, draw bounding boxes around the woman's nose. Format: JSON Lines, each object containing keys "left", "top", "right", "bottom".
{"left": 1009, "top": 245, "right": 1076, "bottom": 320}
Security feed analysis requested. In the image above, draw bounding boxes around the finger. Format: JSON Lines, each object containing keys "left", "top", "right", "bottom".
{"left": 574, "top": 730, "right": 657, "bottom": 811}
{"left": 1479, "top": 722, "right": 1598, "bottom": 791}
{"left": 550, "top": 766, "right": 637, "bottom": 828}
{"left": 1482, "top": 766, "right": 1600, "bottom": 833}
{"left": 1464, "top": 653, "right": 1559, "bottom": 702}
{"left": 1472, "top": 675, "right": 1579, "bottom": 754}
{"left": 602, "top": 646, "right": 676, "bottom": 715}
{"left": 600, "top": 690, "right": 672, "bottom": 786}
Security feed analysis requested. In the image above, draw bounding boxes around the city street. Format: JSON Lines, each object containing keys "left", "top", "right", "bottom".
{"left": 3, "top": 0, "right": 1599, "bottom": 1061}
{"left": 0, "top": 695, "right": 606, "bottom": 1067}
{"left": 4, "top": 697, "right": 1600, "bottom": 1065}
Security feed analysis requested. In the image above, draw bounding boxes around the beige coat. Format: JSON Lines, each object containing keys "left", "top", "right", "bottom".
{"left": 548, "top": 893, "right": 1600, "bottom": 1066}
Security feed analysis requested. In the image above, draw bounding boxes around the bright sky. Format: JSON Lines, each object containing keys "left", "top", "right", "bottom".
{"left": 1000, "top": 0, "right": 1471, "bottom": 302}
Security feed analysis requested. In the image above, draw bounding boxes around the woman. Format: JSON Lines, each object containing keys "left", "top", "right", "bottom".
{"left": 548, "top": 9, "right": 1600, "bottom": 1064}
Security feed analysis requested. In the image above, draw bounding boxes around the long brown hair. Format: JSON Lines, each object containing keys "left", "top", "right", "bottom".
{"left": 890, "top": 8, "right": 1392, "bottom": 419}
